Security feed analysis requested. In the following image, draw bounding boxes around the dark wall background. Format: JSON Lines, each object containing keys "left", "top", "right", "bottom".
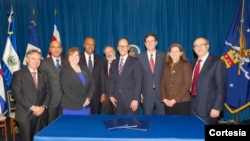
{"left": 0, "top": 0, "right": 239, "bottom": 63}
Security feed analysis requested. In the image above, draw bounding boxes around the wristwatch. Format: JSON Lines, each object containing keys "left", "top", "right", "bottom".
{"left": 42, "top": 105, "right": 48, "bottom": 109}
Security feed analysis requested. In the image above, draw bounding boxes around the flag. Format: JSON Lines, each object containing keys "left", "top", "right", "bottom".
{"left": 47, "top": 16, "right": 61, "bottom": 57}
{"left": 1, "top": 8, "right": 21, "bottom": 89}
{"left": 0, "top": 65, "right": 7, "bottom": 114}
{"left": 23, "top": 21, "right": 41, "bottom": 65}
{"left": 221, "top": 0, "right": 250, "bottom": 110}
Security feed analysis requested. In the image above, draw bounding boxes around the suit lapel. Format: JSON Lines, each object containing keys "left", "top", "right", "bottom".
{"left": 142, "top": 53, "right": 152, "bottom": 74}
{"left": 154, "top": 51, "right": 161, "bottom": 74}
{"left": 37, "top": 71, "right": 44, "bottom": 89}
{"left": 122, "top": 56, "right": 131, "bottom": 75}
{"left": 24, "top": 67, "right": 37, "bottom": 89}
{"left": 93, "top": 55, "right": 97, "bottom": 72}
{"left": 48, "top": 57, "right": 58, "bottom": 72}
{"left": 81, "top": 53, "right": 88, "bottom": 66}
{"left": 198, "top": 55, "right": 212, "bottom": 78}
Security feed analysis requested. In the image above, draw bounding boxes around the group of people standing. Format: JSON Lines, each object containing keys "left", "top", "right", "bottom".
{"left": 11, "top": 34, "right": 227, "bottom": 141}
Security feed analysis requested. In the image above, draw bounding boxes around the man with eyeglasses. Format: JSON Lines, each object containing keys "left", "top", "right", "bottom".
{"left": 109, "top": 38, "right": 143, "bottom": 114}
{"left": 190, "top": 37, "right": 227, "bottom": 125}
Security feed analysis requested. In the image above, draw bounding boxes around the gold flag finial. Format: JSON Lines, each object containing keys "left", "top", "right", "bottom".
{"left": 8, "top": 5, "right": 14, "bottom": 35}
{"left": 31, "top": 8, "right": 36, "bottom": 26}
{"left": 54, "top": 9, "right": 57, "bottom": 17}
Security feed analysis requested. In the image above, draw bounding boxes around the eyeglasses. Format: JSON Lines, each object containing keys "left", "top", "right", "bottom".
{"left": 118, "top": 45, "right": 129, "bottom": 48}
{"left": 50, "top": 46, "right": 62, "bottom": 49}
{"left": 193, "top": 43, "right": 207, "bottom": 49}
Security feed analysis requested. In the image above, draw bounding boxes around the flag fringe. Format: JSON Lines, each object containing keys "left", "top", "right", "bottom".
{"left": 224, "top": 102, "right": 250, "bottom": 114}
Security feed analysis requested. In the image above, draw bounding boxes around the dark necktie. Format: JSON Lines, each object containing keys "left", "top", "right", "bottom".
{"left": 108, "top": 63, "right": 112, "bottom": 78}
{"left": 191, "top": 60, "right": 202, "bottom": 96}
{"left": 56, "top": 59, "right": 60, "bottom": 71}
{"left": 88, "top": 56, "right": 93, "bottom": 73}
{"left": 32, "top": 72, "right": 38, "bottom": 88}
{"left": 119, "top": 58, "right": 124, "bottom": 75}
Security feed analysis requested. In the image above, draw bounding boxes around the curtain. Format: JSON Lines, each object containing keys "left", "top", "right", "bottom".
{"left": 1, "top": 0, "right": 238, "bottom": 61}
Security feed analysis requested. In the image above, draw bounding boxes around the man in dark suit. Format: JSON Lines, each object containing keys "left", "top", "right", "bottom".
{"left": 137, "top": 33, "right": 166, "bottom": 115}
{"left": 103, "top": 45, "right": 116, "bottom": 114}
{"left": 79, "top": 37, "right": 106, "bottom": 114}
{"left": 39, "top": 40, "right": 67, "bottom": 123}
{"left": 190, "top": 37, "right": 227, "bottom": 125}
{"left": 12, "top": 50, "right": 52, "bottom": 141}
{"left": 109, "top": 38, "right": 143, "bottom": 114}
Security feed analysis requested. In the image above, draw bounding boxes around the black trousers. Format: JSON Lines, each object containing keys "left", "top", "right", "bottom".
{"left": 165, "top": 101, "right": 191, "bottom": 115}
{"left": 102, "top": 99, "right": 115, "bottom": 114}
{"left": 90, "top": 100, "right": 101, "bottom": 114}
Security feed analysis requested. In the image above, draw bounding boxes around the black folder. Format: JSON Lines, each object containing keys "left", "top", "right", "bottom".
{"left": 104, "top": 118, "right": 151, "bottom": 131}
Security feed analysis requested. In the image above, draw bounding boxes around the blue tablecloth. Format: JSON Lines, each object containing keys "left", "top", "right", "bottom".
{"left": 34, "top": 115, "right": 206, "bottom": 141}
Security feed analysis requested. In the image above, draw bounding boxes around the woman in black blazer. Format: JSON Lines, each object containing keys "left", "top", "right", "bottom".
{"left": 60, "top": 47, "right": 95, "bottom": 115}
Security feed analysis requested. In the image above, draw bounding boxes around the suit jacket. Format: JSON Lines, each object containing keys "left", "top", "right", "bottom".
{"left": 137, "top": 51, "right": 165, "bottom": 104}
{"left": 79, "top": 53, "right": 106, "bottom": 100}
{"left": 12, "top": 67, "right": 52, "bottom": 122}
{"left": 191, "top": 54, "right": 227, "bottom": 117}
{"left": 102, "top": 61, "right": 115, "bottom": 114}
{"left": 39, "top": 57, "right": 67, "bottom": 107}
{"left": 109, "top": 56, "right": 143, "bottom": 113}
{"left": 104, "top": 61, "right": 110, "bottom": 93}
{"left": 60, "top": 63, "right": 95, "bottom": 110}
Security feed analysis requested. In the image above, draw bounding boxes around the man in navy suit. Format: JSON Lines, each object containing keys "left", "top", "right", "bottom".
{"left": 39, "top": 40, "right": 67, "bottom": 123}
{"left": 109, "top": 38, "right": 143, "bottom": 114}
{"left": 190, "top": 37, "right": 227, "bottom": 125}
{"left": 12, "top": 50, "right": 52, "bottom": 141}
{"left": 137, "top": 33, "right": 166, "bottom": 115}
{"left": 79, "top": 37, "right": 106, "bottom": 114}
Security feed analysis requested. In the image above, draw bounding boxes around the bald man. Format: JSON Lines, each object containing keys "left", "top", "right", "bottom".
{"left": 39, "top": 40, "right": 67, "bottom": 123}
{"left": 190, "top": 37, "right": 227, "bottom": 124}
{"left": 109, "top": 38, "right": 143, "bottom": 114}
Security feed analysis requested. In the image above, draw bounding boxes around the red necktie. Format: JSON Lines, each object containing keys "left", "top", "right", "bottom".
{"left": 150, "top": 54, "right": 155, "bottom": 73}
{"left": 32, "top": 72, "right": 38, "bottom": 88}
{"left": 150, "top": 54, "right": 155, "bottom": 88}
{"left": 191, "top": 60, "right": 202, "bottom": 96}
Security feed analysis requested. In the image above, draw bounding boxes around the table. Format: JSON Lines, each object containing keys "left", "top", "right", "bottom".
{"left": 34, "top": 115, "right": 206, "bottom": 141}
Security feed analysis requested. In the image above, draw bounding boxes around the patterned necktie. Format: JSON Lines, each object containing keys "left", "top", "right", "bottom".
{"left": 56, "top": 59, "right": 60, "bottom": 71}
{"left": 119, "top": 58, "right": 124, "bottom": 75}
{"left": 32, "top": 72, "right": 38, "bottom": 88}
{"left": 88, "top": 56, "right": 93, "bottom": 73}
{"left": 150, "top": 54, "right": 155, "bottom": 73}
{"left": 191, "top": 60, "right": 202, "bottom": 96}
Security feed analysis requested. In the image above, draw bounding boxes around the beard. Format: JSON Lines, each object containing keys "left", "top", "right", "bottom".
{"left": 107, "top": 56, "right": 116, "bottom": 63}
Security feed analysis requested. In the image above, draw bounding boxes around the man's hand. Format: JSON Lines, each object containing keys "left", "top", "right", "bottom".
{"left": 109, "top": 97, "right": 117, "bottom": 107}
{"left": 130, "top": 100, "right": 138, "bottom": 111}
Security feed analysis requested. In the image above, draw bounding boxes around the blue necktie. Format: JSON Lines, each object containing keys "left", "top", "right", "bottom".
{"left": 56, "top": 59, "right": 60, "bottom": 71}
{"left": 88, "top": 56, "right": 93, "bottom": 73}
